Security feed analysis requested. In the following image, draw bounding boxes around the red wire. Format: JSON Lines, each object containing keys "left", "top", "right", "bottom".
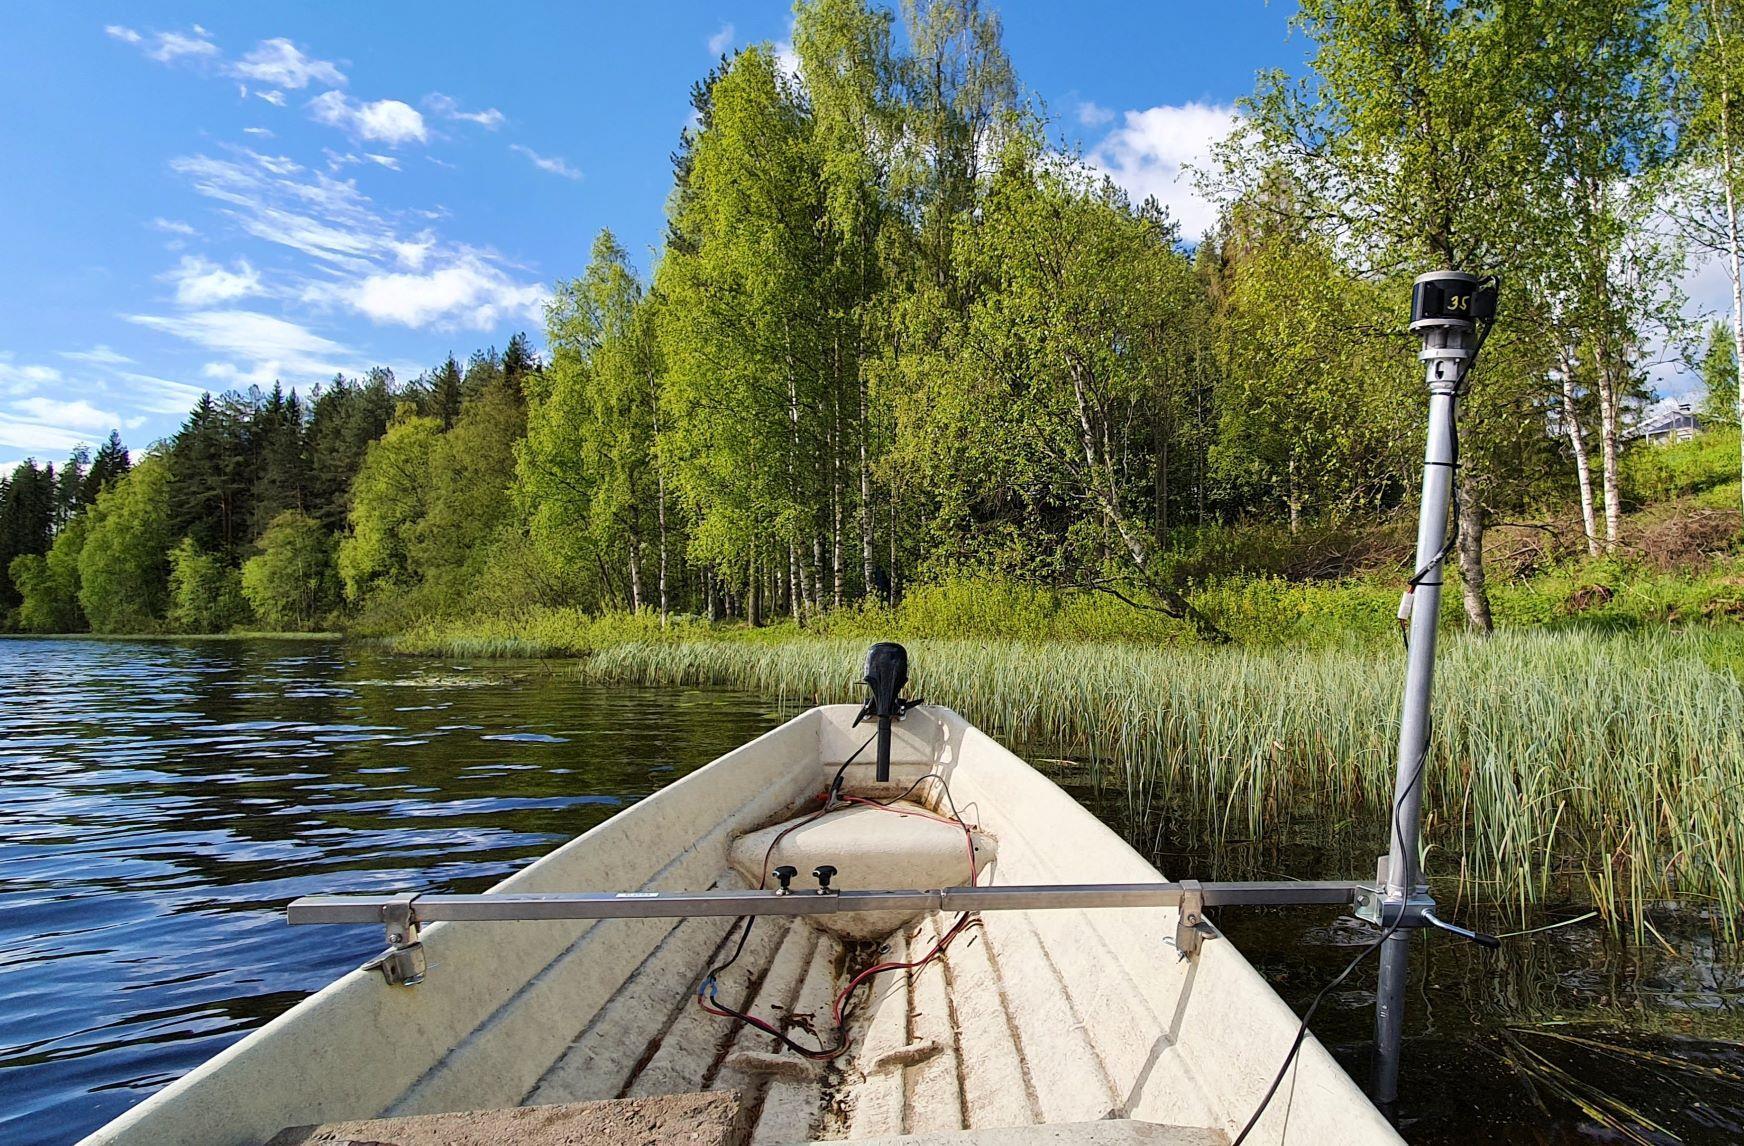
{"left": 700, "top": 785, "right": 983, "bottom": 1058}
{"left": 830, "top": 912, "right": 974, "bottom": 1026}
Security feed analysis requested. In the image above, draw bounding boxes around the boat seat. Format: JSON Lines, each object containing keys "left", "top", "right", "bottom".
{"left": 729, "top": 801, "right": 996, "bottom": 941}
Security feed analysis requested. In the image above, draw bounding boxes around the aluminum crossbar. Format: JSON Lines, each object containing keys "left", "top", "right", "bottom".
{"left": 287, "top": 880, "right": 1362, "bottom": 926}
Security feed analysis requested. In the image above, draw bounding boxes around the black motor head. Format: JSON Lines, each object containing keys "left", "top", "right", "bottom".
{"left": 862, "top": 641, "right": 909, "bottom": 719}
{"left": 1409, "top": 270, "right": 1497, "bottom": 335}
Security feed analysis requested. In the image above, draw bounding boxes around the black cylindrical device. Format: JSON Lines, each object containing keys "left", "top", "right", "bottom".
{"left": 861, "top": 642, "right": 909, "bottom": 782}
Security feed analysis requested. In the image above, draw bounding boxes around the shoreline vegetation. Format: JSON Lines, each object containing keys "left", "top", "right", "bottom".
{"left": 392, "top": 621, "right": 1744, "bottom": 940}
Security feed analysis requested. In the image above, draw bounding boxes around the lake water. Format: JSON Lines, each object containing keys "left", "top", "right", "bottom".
{"left": 3, "top": 638, "right": 1741, "bottom": 1145}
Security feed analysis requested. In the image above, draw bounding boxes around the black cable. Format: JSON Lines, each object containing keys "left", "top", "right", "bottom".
{"left": 696, "top": 728, "right": 915, "bottom": 1060}
{"left": 826, "top": 730, "right": 882, "bottom": 806}
{"left": 1230, "top": 730, "right": 1434, "bottom": 1144}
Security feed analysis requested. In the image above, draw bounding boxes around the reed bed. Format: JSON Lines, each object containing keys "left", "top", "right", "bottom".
{"left": 557, "top": 630, "right": 1744, "bottom": 936}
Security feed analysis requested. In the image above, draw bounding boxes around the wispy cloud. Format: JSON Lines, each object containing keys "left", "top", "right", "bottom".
{"left": 166, "top": 148, "right": 545, "bottom": 333}
{"left": 708, "top": 23, "right": 735, "bottom": 56}
{"left": 118, "top": 371, "right": 210, "bottom": 415}
{"left": 256, "top": 89, "right": 287, "bottom": 107}
{"left": 243, "top": 126, "right": 275, "bottom": 138}
{"left": 0, "top": 358, "right": 64, "bottom": 396}
{"left": 510, "top": 144, "right": 580, "bottom": 180}
{"left": 126, "top": 309, "right": 363, "bottom": 388}
{"left": 60, "top": 346, "right": 134, "bottom": 367}
{"left": 304, "top": 252, "right": 546, "bottom": 331}
{"left": 230, "top": 38, "right": 346, "bottom": 90}
{"left": 151, "top": 217, "right": 198, "bottom": 237}
{"left": 1077, "top": 100, "right": 1115, "bottom": 127}
{"left": 1088, "top": 101, "right": 1238, "bottom": 240}
{"left": 164, "top": 255, "right": 265, "bottom": 306}
{"left": 13, "top": 397, "right": 120, "bottom": 433}
{"left": 426, "top": 93, "right": 505, "bottom": 130}
{"left": 309, "top": 90, "right": 427, "bottom": 146}
{"left": 108, "top": 23, "right": 218, "bottom": 66}
{"left": 0, "top": 416, "right": 97, "bottom": 455}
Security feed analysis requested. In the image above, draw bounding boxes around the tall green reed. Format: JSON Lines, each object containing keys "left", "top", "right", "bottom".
{"left": 562, "top": 630, "right": 1744, "bottom": 937}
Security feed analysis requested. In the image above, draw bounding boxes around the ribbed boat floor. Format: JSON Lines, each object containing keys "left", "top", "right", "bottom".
{"left": 521, "top": 907, "right": 1223, "bottom": 1144}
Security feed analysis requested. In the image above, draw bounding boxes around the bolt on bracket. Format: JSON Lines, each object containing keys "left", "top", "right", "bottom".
{"left": 363, "top": 892, "right": 426, "bottom": 987}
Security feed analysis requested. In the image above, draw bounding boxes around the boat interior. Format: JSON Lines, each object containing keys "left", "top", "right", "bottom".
{"left": 86, "top": 704, "right": 1396, "bottom": 1146}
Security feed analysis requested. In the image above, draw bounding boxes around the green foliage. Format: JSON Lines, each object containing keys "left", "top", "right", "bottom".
{"left": 10, "top": 514, "right": 86, "bottom": 632}
{"left": 241, "top": 511, "right": 339, "bottom": 631}
{"left": 520, "top": 230, "right": 664, "bottom": 610}
{"left": 411, "top": 379, "right": 526, "bottom": 604}
{"left": 1701, "top": 321, "right": 1739, "bottom": 426}
{"left": 337, "top": 411, "right": 440, "bottom": 601}
{"left": 1621, "top": 426, "right": 1741, "bottom": 503}
{"left": 78, "top": 455, "right": 173, "bottom": 633}
{"left": 167, "top": 537, "right": 251, "bottom": 633}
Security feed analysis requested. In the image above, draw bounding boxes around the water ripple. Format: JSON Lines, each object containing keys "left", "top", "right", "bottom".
{"left": 0, "top": 638, "right": 776, "bottom": 1146}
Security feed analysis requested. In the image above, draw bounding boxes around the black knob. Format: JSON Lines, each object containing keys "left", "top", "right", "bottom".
{"left": 772, "top": 865, "right": 798, "bottom": 894}
{"left": 812, "top": 864, "right": 838, "bottom": 894}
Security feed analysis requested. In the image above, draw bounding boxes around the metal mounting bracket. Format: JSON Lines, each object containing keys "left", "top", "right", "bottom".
{"left": 1174, "top": 879, "right": 1214, "bottom": 959}
{"left": 363, "top": 892, "right": 426, "bottom": 987}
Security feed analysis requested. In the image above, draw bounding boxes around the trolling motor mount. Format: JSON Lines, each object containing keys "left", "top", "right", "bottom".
{"left": 853, "top": 642, "right": 923, "bottom": 783}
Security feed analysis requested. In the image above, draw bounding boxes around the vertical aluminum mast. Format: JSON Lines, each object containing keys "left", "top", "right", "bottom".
{"left": 1369, "top": 271, "right": 1495, "bottom": 1104}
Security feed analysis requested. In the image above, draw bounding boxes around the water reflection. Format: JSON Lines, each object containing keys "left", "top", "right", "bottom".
{"left": 0, "top": 638, "right": 778, "bottom": 1146}
{"left": 1050, "top": 765, "right": 1744, "bottom": 1144}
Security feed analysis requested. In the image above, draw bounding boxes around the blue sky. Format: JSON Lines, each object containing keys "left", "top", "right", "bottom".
{"left": 0, "top": 3, "right": 1317, "bottom": 471}
{"left": 12, "top": 3, "right": 1709, "bottom": 477}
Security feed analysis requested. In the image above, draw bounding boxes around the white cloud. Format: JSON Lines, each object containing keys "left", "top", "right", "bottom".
{"left": 257, "top": 89, "right": 287, "bottom": 107}
{"left": 60, "top": 346, "right": 133, "bottom": 367}
{"left": 708, "top": 23, "right": 735, "bottom": 55}
{"left": 0, "top": 359, "right": 63, "bottom": 396}
{"left": 167, "top": 147, "right": 544, "bottom": 333}
{"left": 119, "top": 371, "right": 209, "bottom": 415}
{"left": 243, "top": 126, "right": 275, "bottom": 138}
{"left": 12, "top": 397, "right": 119, "bottom": 433}
{"left": 510, "top": 144, "right": 580, "bottom": 180}
{"left": 165, "top": 255, "right": 265, "bottom": 306}
{"left": 308, "top": 253, "right": 547, "bottom": 331}
{"left": 0, "top": 417, "right": 93, "bottom": 455}
{"left": 126, "top": 309, "right": 362, "bottom": 387}
{"left": 116, "top": 25, "right": 218, "bottom": 65}
{"left": 425, "top": 93, "right": 506, "bottom": 130}
{"left": 152, "top": 217, "right": 198, "bottom": 236}
{"left": 775, "top": 40, "right": 800, "bottom": 79}
{"left": 231, "top": 38, "right": 346, "bottom": 90}
{"left": 172, "top": 152, "right": 392, "bottom": 270}
{"left": 1089, "top": 101, "right": 1239, "bottom": 240}
{"left": 1077, "top": 101, "right": 1115, "bottom": 127}
{"left": 309, "top": 90, "right": 427, "bottom": 146}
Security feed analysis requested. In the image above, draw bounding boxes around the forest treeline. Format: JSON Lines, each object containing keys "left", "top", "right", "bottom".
{"left": 6, "top": 0, "right": 1744, "bottom": 638}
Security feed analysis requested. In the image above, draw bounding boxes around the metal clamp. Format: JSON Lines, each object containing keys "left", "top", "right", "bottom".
{"left": 1174, "top": 879, "right": 1214, "bottom": 959}
{"left": 363, "top": 892, "right": 426, "bottom": 987}
{"left": 1353, "top": 885, "right": 1435, "bottom": 930}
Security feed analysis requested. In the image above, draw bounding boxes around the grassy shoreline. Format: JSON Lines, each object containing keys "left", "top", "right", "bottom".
{"left": 388, "top": 616, "right": 1744, "bottom": 937}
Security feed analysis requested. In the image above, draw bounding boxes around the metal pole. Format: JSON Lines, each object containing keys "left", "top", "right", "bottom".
{"left": 287, "top": 879, "right": 1365, "bottom": 925}
{"left": 1372, "top": 279, "right": 1474, "bottom": 1104}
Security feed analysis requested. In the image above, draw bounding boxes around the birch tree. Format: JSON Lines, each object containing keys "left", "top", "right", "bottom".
{"left": 1669, "top": 0, "right": 1744, "bottom": 512}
